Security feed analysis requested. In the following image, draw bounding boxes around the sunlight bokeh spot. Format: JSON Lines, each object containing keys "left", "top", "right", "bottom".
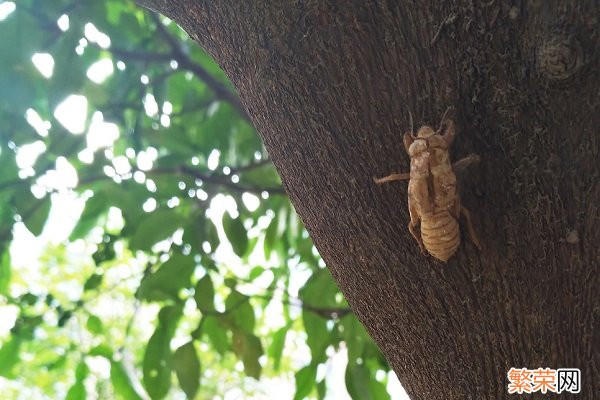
{"left": 112, "top": 156, "right": 131, "bottom": 175}
{"left": 0, "top": 305, "right": 18, "bottom": 335}
{"left": 196, "top": 189, "right": 208, "bottom": 201}
{"left": 25, "top": 108, "right": 50, "bottom": 137}
{"left": 136, "top": 150, "right": 153, "bottom": 171}
{"left": 146, "top": 179, "right": 157, "bottom": 193}
{"left": 77, "top": 148, "right": 94, "bottom": 164}
{"left": 56, "top": 14, "right": 69, "bottom": 31}
{"left": 242, "top": 192, "right": 260, "bottom": 212}
{"left": 37, "top": 157, "right": 78, "bottom": 191}
{"left": 167, "top": 197, "right": 180, "bottom": 208}
{"left": 16, "top": 141, "right": 46, "bottom": 170}
{"left": 207, "top": 149, "right": 220, "bottom": 170}
{"left": 86, "top": 58, "right": 114, "bottom": 84}
{"left": 0, "top": 1, "right": 15, "bottom": 21}
{"left": 162, "top": 101, "right": 173, "bottom": 114}
{"left": 87, "top": 119, "right": 120, "bottom": 152}
{"left": 84, "top": 22, "right": 111, "bottom": 48}
{"left": 143, "top": 93, "right": 158, "bottom": 117}
{"left": 160, "top": 114, "right": 170, "bottom": 127}
{"left": 142, "top": 198, "right": 157, "bottom": 212}
{"left": 54, "top": 95, "right": 88, "bottom": 134}
{"left": 31, "top": 53, "right": 54, "bottom": 78}
{"left": 133, "top": 170, "right": 145, "bottom": 183}
{"left": 75, "top": 38, "right": 87, "bottom": 55}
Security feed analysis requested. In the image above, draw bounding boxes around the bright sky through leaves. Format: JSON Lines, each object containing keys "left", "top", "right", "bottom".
{"left": 0, "top": 1, "right": 410, "bottom": 399}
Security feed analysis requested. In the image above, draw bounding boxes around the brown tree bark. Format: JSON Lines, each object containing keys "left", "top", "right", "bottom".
{"left": 137, "top": 1, "right": 599, "bottom": 398}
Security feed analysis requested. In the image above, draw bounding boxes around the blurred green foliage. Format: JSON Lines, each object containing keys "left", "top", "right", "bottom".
{"left": 0, "top": 1, "right": 391, "bottom": 399}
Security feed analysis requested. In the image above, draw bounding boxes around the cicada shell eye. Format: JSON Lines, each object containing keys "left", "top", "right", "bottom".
{"left": 403, "top": 132, "right": 415, "bottom": 154}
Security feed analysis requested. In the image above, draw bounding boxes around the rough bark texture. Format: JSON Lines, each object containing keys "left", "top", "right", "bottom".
{"left": 138, "top": 1, "right": 598, "bottom": 398}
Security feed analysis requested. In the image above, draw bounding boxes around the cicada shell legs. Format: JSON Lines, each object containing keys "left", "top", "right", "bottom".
{"left": 408, "top": 202, "right": 427, "bottom": 254}
{"left": 460, "top": 205, "right": 482, "bottom": 251}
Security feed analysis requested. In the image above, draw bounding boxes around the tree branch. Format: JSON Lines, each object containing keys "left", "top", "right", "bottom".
{"left": 253, "top": 293, "right": 353, "bottom": 320}
{"left": 198, "top": 291, "right": 352, "bottom": 320}
{"left": 101, "top": 46, "right": 172, "bottom": 63}
{"left": 104, "top": 13, "right": 251, "bottom": 123}
{"left": 149, "top": 13, "right": 251, "bottom": 123}
{"left": 226, "top": 158, "right": 272, "bottom": 175}
{"left": 77, "top": 165, "right": 286, "bottom": 196}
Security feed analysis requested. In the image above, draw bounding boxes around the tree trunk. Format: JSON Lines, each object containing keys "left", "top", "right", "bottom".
{"left": 138, "top": 1, "right": 599, "bottom": 398}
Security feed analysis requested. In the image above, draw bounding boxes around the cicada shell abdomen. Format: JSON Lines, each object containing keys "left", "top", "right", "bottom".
{"left": 420, "top": 210, "right": 460, "bottom": 262}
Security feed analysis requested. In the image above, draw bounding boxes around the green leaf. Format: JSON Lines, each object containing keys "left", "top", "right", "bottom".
{"left": 231, "top": 330, "right": 263, "bottom": 379}
{"left": 111, "top": 360, "right": 144, "bottom": 400}
{"left": 0, "top": 151, "right": 18, "bottom": 188}
{"left": 205, "top": 219, "right": 220, "bottom": 252}
{"left": 0, "top": 337, "right": 22, "bottom": 378}
{"left": 0, "top": 250, "right": 11, "bottom": 295}
{"left": 223, "top": 277, "right": 237, "bottom": 289}
{"left": 342, "top": 316, "right": 367, "bottom": 362}
{"left": 203, "top": 316, "right": 229, "bottom": 355}
{"left": 70, "top": 191, "right": 109, "bottom": 240}
{"left": 194, "top": 274, "right": 215, "bottom": 312}
{"left": 83, "top": 273, "right": 103, "bottom": 291}
{"left": 345, "top": 362, "right": 372, "bottom": 400}
{"left": 58, "top": 310, "right": 73, "bottom": 327}
{"left": 316, "top": 379, "right": 326, "bottom": 400}
{"left": 268, "top": 326, "right": 288, "bottom": 371}
{"left": 182, "top": 217, "right": 205, "bottom": 254}
{"left": 298, "top": 269, "right": 342, "bottom": 363}
{"left": 47, "top": 32, "right": 87, "bottom": 107}
{"left": 45, "top": 354, "right": 68, "bottom": 372}
{"left": 146, "top": 127, "right": 199, "bottom": 157}
{"left": 299, "top": 269, "right": 339, "bottom": 308}
{"left": 0, "top": 8, "right": 44, "bottom": 109}
{"left": 263, "top": 216, "right": 278, "bottom": 260}
{"left": 89, "top": 344, "right": 114, "bottom": 359}
{"left": 129, "top": 209, "right": 185, "bottom": 251}
{"left": 22, "top": 195, "right": 51, "bottom": 237}
{"left": 65, "top": 381, "right": 86, "bottom": 400}
{"left": 302, "top": 311, "right": 329, "bottom": 364}
{"left": 137, "top": 254, "right": 195, "bottom": 302}
{"left": 92, "top": 234, "right": 117, "bottom": 266}
{"left": 143, "top": 305, "right": 181, "bottom": 400}
{"left": 66, "top": 361, "right": 89, "bottom": 400}
{"left": 222, "top": 212, "right": 248, "bottom": 257}
{"left": 287, "top": 212, "right": 301, "bottom": 247}
{"left": 86, "top": 315, "right": 104, "bottom": 334}
{"left": 172, "top": 341, "right": 200, "bottom": 399}
{"left": 19, "top": 293, "right": 37, "bottom": 306}
{"left": 368, "top": 378, "right": 390, "bottom": 400}
{"left": 297, "top": 236, "right": 316, "bottom": 263}
{"left": 225, "top": 290, "right": 254, "bottom": 333}
{"left": 248, "top": 266, "right": 265, "bottom": 281}
{"left": 294, "top": 364, "right": 317, "bottom": 400}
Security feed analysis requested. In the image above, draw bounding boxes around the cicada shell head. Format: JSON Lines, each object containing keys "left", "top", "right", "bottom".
{"left": 407, "top": 138, "right": 428, "bottom": 158}
{"left": 416, "top": 126, "right": 435, "bottom": 138}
